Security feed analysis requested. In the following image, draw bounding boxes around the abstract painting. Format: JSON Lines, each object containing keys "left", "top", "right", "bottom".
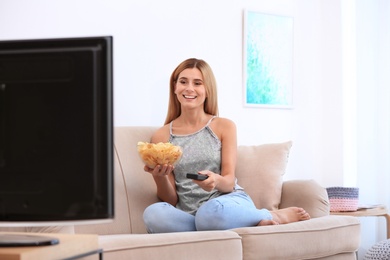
{"left": 244, "top": 11, "right": 293, "bottom": 108}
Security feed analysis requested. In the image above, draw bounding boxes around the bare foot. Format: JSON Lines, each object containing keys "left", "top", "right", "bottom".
{"left": 257, "top": 207, "right": 310, "bottom": 226}
{"left": 270, "top": 207, "right": 310, "bottom": 224}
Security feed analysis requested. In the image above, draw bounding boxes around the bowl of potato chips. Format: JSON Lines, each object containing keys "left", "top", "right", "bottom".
{"left": 137, "top": 141, "right": 183, "bottom": 169}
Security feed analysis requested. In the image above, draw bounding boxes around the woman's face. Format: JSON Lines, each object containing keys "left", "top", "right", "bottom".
{"left": 174, "top": 68, "right": 206, "bottom": 110}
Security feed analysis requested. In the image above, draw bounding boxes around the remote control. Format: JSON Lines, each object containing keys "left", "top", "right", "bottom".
{"left": 186, "top": 173, "right": 208, "bottom": 181}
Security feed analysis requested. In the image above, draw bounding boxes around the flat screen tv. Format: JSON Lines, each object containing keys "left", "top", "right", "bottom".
{"left": 0, "top": 36, "right": 114, "bottom": 245}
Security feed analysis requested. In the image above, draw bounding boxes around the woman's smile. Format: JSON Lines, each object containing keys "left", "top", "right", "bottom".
{"left": 183, "top": 95, "right": 197, "bottom": 100}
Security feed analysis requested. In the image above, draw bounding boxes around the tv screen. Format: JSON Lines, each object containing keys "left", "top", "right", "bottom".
{"left": 0, "top": 36, "right": 114, "bottom": 226}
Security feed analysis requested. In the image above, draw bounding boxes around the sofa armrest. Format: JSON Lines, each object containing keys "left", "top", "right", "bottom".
{"left": 279, "top": 179, "right": 330, "bottom": 218}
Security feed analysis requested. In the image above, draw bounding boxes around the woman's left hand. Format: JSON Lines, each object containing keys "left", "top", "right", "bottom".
{"left": 192, "top": 170, "right": 217, "bottom": 192}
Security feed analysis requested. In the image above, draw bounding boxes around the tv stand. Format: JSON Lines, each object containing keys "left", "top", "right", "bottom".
{"left": 0, "top": 233, "right": 59, "bottom": 247}
{"left": 0, "top": 232, "right": 101, "bottom": 260}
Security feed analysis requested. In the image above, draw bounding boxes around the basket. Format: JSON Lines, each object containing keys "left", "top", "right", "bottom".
{"left": 326, "top": 187, "right": 359, "bottom": 212}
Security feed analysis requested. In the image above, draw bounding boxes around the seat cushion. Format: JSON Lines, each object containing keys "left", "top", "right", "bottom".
{"left": 231, "top": 216, "right": 360, "bottom": 260}
{"left": 98, "top": 230, "right": 242, "bottom": 260}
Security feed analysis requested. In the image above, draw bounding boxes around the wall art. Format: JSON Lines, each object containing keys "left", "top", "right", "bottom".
{"left": 244, "top": 10, "right": 293, "bottom": 108}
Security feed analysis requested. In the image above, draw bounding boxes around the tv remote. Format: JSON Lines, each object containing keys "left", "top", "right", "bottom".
{"left": 186, "top": 173, "right": 208, "bottom": 181}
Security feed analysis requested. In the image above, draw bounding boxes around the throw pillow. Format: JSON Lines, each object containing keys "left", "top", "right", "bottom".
{"left": 235, "top": 141, "right": 292, "bottom": 211}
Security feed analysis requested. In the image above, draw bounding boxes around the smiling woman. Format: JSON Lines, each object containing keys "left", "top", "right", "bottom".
{"left": 140, "top": 58, "right": 310, "bottom": 233}
{"left": 165, "top": 58, "right": 219, "bottom": 126}
{"left": 174, "top": 68, "right": 207, "bottom": 111}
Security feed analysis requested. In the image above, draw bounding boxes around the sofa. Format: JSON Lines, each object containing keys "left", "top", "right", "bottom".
{"left": 1, "top": 126, "right": 361, "bottom": 259}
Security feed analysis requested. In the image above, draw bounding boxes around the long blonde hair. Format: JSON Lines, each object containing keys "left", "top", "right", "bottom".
{"left": 164, "top": 58, "right": 219, "bottom": 125}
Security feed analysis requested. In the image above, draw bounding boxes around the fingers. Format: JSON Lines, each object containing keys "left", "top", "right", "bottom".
{"left": 150, "top": 164, "right": 174, "bottom": 176}
{"left": 194, "top": 172, "right": 215, "bottom": 192}
{"left": 144, "top": 165, "right": 153, "bottom": 172}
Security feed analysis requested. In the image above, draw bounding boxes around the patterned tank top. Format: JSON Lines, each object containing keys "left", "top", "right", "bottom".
{"left": 169, "top": 116, "right": 242, "bottom": 215}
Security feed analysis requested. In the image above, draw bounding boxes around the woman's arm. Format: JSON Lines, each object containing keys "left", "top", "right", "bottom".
{"left": 144, "top": 125, "right": 178, "bottom": 206}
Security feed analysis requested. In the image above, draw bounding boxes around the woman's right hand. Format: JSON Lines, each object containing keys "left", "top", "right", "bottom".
{"left": 144, "top": 164, "right": 178, "bottom": 205}
{"left": 144, "top": 164, "right": 174, "bottom": 177}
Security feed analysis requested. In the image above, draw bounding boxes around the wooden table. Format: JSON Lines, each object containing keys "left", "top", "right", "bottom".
{"left": 0, "top": 232, "right": 101, "bottom": 260}
{"left": 331, "top": 205, "right": 390, "bottom": 239}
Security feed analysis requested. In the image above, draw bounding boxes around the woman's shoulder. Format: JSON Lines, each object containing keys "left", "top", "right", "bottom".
{"left": 151, "top": 124, "right": 171, "bottom": 143}
{"left": 210, "top": 117, "right": 237, "bottom": 139}
{"left": 212, "top": 116, "right": 236, "bottom": 129}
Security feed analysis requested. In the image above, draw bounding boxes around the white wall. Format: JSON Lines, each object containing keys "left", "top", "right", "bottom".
{"left": 355, "top": 0, "right": 390, "bottom": 256}
{"left": 1, "top": 0, "right": 388, "bottom": 257}
{"left": 0, "top": 0, "right": 344, "bottom": 184}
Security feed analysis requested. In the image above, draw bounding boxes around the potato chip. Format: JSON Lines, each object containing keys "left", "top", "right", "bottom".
{"left": 137, "top": 141, "right": 182, "bottom": 169}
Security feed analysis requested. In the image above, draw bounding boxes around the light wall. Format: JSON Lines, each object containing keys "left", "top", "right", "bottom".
{"left": 1, "top": 0, "right": 388, "bottom": 257}
{"left": 0, "top": 0, "right": 344, "bottom": 185}
{"left": 354, "top": 0, "right": 390, "bottom": 255}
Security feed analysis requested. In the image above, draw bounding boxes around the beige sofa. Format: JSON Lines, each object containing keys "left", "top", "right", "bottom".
{"left": 72, "top": 126, "right": 360, "bottom": 260}
{"left": 2, "top": 126, "right": 360, "bottom": 259}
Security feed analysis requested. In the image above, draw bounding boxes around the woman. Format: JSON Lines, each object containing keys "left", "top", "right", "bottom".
{"left": 143, "top": 58, "right": 310, "bottom": 233}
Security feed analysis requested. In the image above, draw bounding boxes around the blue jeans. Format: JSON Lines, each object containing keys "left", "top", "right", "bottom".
{"left": 143, "top": 191, "right": 272, "bottom": 233}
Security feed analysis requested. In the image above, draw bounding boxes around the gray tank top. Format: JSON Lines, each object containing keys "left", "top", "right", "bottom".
{"left": 169, "top": 116, "right": 242, "bottom": 215}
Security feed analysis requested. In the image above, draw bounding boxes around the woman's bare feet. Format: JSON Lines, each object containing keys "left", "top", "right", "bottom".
{"left": 258, "top": 207, "right": 310, "bottom": 226}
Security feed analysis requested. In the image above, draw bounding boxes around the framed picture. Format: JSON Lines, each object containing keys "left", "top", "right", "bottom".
{"left": 243, "top": 10, "right": 294, "bottom": 108}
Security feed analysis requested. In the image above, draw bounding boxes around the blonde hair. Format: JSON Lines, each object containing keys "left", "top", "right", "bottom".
{"left": 164, "top": 58, "right": 219, "bottom": 125}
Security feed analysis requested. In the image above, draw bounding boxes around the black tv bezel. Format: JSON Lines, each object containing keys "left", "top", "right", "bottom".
{"left": 0, "top": 36, "right": 114, "bottom": 226}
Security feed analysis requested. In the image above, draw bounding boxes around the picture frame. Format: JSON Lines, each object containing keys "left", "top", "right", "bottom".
{"left": 243, "top": 10, "right": 294, "bottom": 108}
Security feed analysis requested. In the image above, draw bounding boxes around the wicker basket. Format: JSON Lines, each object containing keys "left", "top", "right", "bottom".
{"left": 326, "top": 187, "right": 359, "bottom": 212}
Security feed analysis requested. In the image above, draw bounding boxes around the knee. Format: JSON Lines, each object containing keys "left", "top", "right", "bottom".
{"left": 143, "top": 202, "right": 171, "bottom": 220}
{"left": 143, "top": 202, "right": 169, "bottom": 232}
{"left": 195, "top": 199, "right": 230, "bottom": 231}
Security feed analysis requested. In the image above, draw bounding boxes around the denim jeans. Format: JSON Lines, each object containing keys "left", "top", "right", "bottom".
{"left": 143, "top": 191, "right": 272, "bottom": 233}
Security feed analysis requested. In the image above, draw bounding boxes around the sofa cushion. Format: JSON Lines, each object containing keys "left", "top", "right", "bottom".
{"left": 232, "top": 215, "right": 360, "bottom": 260}
{"left": 99, "top": 230, "right": 242, "bottom": 260}
{"left": 235, "top": 141, "right": 292, "bottom": 211}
